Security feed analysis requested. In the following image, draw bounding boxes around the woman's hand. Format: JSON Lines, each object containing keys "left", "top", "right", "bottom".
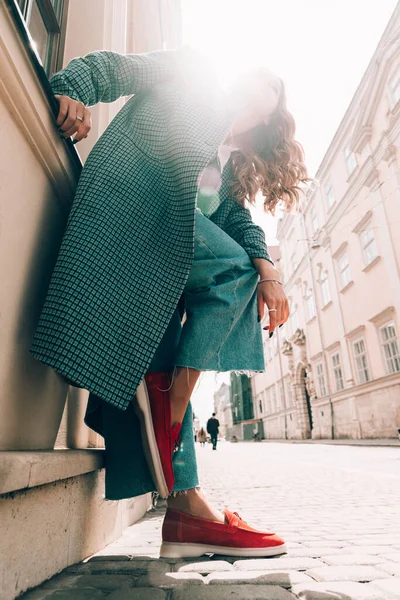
{"left": 257, "top": 281, "right": 289, "bottom": 337}
{"left": 54, "top": 95, "right": 92, "bottom": 143}
{"left": 252, "top": 258, "right": 290, "bottom": 337}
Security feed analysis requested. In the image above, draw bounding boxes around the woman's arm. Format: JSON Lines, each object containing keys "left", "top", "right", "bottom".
{"left": 49, "top": 49, "right": 181, "bottom": 106}
{"left": 50, "top": 47, "right": 212, "bottom": 142}
{"left": 209, "top": 197, "right": 274, "bottom": 263}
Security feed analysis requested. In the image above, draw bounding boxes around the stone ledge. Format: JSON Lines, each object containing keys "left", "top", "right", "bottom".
{"left": 0, "top": 449, "right": 105, "bottom": 495}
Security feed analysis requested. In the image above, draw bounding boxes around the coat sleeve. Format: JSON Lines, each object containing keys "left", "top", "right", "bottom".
{"left": 49, "top": 48, "right": 196, "bottom": 106}
{"left": 209, "top": 198, "right": 275, "bottom": 265}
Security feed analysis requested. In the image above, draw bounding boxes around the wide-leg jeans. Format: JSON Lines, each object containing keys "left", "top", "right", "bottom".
{"left": 149, "top": 209, "right": 265, "bottom": 492}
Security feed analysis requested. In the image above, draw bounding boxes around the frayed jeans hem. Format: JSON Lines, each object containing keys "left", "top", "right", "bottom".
{"left": 169, "top": 485, "right": 199, "bottom": 497}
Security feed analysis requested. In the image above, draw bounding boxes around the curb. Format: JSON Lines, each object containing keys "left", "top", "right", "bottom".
{"left": 260, "top": 439, "right": 400, "bottom": 448}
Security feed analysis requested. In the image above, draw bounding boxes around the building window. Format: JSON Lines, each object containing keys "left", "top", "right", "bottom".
{"left": 389, "top": 68, "right": 400, "bottom": 108}
{"left": 380, "top": 322, "right": 400, "bottom": 374}
{"left": 352, "top": 338, "right": 370, "bottom": 384}
{"left": 324, "top": 181, "right": 335, "bottom": 209}
{"left": 338, "top": 252, "right": 352, "bottom": 288}
{"left": 16, "top": 0, "right": 68, "bottom": 77}
{"left": 331, "top": 352, "right": 344, "bottom": 391}
{"left": 360, "top": 224, "right": 378, "bottom": 266}
{"left": 310, "top": 206, "right": 318, "bottom": 234}
{"left": 305, "top": 288, "right": 316, "bottom": 321}
{"left": 259, "top": 399, "right": 263, "bottom": 414}
{"left": 316, "top": 362, "right": 327, "bottom": 397}
{"left": 319, "top": 269, "right": 331, "bottom": 306}
{"left": 344, "top": 146, "right": 357, "bottom": 176}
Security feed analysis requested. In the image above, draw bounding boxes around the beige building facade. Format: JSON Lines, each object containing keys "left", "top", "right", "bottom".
{"left": 251, "top": 4, "right": 400, "bottom": 441}
{"left": 0, "top": 1, "right": 181, "bottom": 598}
{"left": 213, "top": 382, "right": 232, "bottom": 439}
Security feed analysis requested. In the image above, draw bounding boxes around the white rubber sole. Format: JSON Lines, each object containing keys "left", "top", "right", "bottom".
{"left": 135, "top": 379, "right": 169, "bottom": 499}
{"left": 160, "top": 541, "right": 287, "bottom": 559}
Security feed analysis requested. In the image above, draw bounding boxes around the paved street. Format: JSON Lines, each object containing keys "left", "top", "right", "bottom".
{"left": 22, "top": 442, "right": 400, "bottom": 599}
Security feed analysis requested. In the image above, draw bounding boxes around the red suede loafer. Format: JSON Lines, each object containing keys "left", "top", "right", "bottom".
{"left": 160, "top": 508, "right": 287, "bottom": 558}
{"left": 135, "top": 372, "right": 181, "bottom": 498}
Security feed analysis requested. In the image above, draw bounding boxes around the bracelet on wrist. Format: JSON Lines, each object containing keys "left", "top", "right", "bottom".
{"left": 258, "top": 278, "right": 283, "bottom": 286}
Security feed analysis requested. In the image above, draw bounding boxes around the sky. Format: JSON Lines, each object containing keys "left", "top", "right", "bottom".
{"left": 180, "top": 0, "right": 399, "bottom": 427}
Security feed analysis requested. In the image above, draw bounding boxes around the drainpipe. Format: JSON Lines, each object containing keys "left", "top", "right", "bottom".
{"left": 276, "top": 327, "right": 288, "bottom": 439}
{"left": 300, "top": 210, "right": 335, "bottom": 439}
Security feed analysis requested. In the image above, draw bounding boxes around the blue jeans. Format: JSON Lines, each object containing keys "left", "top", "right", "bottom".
{"left": 149, "top": 210, "right": 264, "bottom": 492}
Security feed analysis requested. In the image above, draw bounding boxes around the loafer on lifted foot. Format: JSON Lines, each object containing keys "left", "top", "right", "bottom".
{"left": 135, "top": 372, "right": 181, "bottom": 498}
{"left": 160, "top": 508, "right": 287, "bottom": 558}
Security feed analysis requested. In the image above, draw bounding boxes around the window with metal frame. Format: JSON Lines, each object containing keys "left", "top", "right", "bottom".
{"left": 338, "top": 252, "right": 352, "bottom": 288}
{"left": 380, "top": 321, "right": 400, "bottom": 374}
{"left": 305, "top": 288, "right": 316, "bottom": 321}
{"left": 324, "top": 181, "right": 335, "bottom": 209}
{"left": 316, "top": 362, "right": 327, "bottom": 396}
{"left": 344, "top": 146, "right": 357, "bottom": 176}
{"left": 331, "top": 352, "right": 344, "bottom": 392}
{"left": 360, "top": 224, "right": 378, "bottom": 266}
{"left": 319, "top": 269, "right": 331, "bottom": 306}
{"left": 16, "top": 0, "right": 68, "bottom": 77}
{"left": 352, "top": 338, "right": 370, "bottom": 384}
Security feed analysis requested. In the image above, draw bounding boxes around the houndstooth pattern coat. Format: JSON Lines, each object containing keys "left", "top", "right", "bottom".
{"left": 31, "top": 48, "right": 272, "bottom": 411}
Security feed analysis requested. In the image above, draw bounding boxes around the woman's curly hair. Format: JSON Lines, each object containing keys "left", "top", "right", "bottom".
{"left": 230, "top": 81, "right": 308, "bottom": 215}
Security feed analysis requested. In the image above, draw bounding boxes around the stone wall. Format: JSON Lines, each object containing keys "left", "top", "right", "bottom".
{"left": 0, "top": 452, "right": 150, "bottom": 600}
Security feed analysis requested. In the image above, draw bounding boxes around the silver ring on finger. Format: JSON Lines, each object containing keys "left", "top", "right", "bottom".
{"left": 268, "top": 309, "right": 277, "bottom": 312}
{"left": 76, "top": 115, "right": 84, "bottom": 122}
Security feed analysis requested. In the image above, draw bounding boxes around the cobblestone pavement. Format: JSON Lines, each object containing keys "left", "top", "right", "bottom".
{"left": 22, "top": 442, "right": 400, "bottom": 599}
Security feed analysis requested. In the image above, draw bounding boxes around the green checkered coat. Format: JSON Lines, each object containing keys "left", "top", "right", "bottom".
{"left": 31, "top": 49, "right": 272, "bottom": 410}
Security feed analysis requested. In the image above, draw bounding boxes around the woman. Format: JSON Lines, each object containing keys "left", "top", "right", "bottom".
{"left": 198, "top": 427, "right": 207, "bottom": 447}
{"left": 31, "top": 47, "right": 307, "bottom": 558}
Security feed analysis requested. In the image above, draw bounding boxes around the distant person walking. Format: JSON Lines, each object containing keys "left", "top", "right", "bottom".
{"left": 207, "top": 413, "right": 220, "bottom": 450}
{"left": 198, "top": 427, "right": 207, "bottom": 447}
